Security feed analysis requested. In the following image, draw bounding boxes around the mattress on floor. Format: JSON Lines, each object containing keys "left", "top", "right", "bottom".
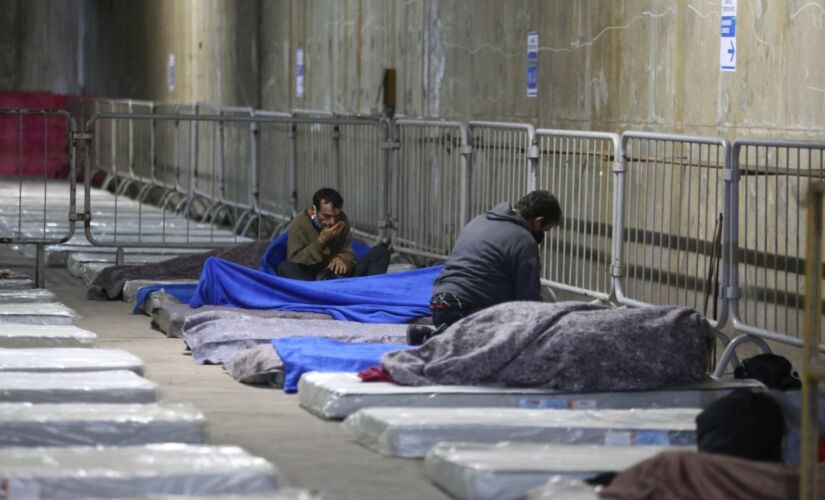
{"left": 66, "top": 253, "right": 181, "bottom": 278}
{"left": 0, "top": 443, "right": 280, "bottom": 498}
{"left": 0, "top": 370, "right": 157, "bottom": 403}
{"left": 46, "top": 246, "right": 208, "bottom": 267}
{"left": 424, "top": 442, "right": 675, "bottom": 500}
{"left": 0, "top": 348, "right": 145, "bottom": 375}
{"left": 123, "top": 279, "right": 198, "bottom": 303}
{"left": 132, "top": 490, "right": 321, "bottom": 500}
{"left": 526, "top": 477, "right": 599, "bottom": 500}
{"left": 0, "top": 289, "right": 57, "bottom": 303}
{"left": 0, "top": 325, "right": 96, "bottom": 348}
{"left": 344, "top": 407, "right": 700, "bottom": 457}
{"left": 0, "top": 269, "right": 33, "bottom": 290}
{"left": 299, "top": 372, "right": 765, "bottom": 420}
{"left": 0, "top": 402, "right": 206, "bottom": 447}
{"left": 0, "top": 303, "right": 78, "bottom": 325}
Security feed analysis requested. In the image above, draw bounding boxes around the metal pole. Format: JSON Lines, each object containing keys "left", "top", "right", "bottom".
{"left": 35, "top": 244, "right": 45, "bottom": 288}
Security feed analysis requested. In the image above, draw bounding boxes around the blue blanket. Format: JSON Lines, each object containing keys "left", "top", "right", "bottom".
{"left": 258, "top": 232, "right": 371, "bottom": 275}
{"left": 189, "top": 258, "right": 441, "bottom": 323}
{"left": 272, "top": 336, "right": 412, "bottom": 393}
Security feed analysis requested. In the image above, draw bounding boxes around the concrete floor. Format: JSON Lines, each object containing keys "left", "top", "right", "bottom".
{"left": 3, "top": 246, "right": 451, "bottom": 500}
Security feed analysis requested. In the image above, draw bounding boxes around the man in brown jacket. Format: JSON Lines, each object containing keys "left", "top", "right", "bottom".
{"left": 277, "top": 188, "right": 389, "bottom": 280}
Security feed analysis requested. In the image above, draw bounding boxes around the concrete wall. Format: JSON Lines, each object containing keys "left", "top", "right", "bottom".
{"left": 262, "top": 0, "right": 825, "bottom": 141}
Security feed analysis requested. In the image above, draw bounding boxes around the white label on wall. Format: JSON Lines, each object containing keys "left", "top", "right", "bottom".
{"left": 168, "top": 53, "right": 175, "bottom": 92}
{"left": 296, "top": 48, "right": 305, "bottom": 98}
{"left": 720, "top": 0, "right": 737, "bottom": 72}
{"left": 527, "top": 32, "right": 539, "bottom": 97}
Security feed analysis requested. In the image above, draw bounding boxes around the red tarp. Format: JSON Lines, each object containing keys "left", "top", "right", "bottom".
{"left": 0, "top": 92, "right": 73, "bottom": 178}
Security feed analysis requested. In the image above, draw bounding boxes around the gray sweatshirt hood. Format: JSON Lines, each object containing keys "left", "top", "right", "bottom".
{"left": 486, "top": 202, "right": 530, "bottom": 230}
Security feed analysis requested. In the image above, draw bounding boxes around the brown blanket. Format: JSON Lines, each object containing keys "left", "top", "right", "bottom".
{"left": 601, "top": 450, "right": 825, "bottom": 500}
{"left": 87, "top": 241, "right": 271, "bottom": 300}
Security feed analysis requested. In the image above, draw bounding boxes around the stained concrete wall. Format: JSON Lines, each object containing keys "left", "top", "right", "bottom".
{"left": 261, "top": 0, "right": 825, "bottom": 141}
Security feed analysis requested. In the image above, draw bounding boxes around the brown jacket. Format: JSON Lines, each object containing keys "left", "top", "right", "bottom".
{"left": 285, "top": 210, "right": 357, "bottom": 272}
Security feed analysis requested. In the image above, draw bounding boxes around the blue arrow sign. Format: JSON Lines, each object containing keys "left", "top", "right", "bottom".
{"left": 727, "top": 41, "right": 735, "bottom": 62}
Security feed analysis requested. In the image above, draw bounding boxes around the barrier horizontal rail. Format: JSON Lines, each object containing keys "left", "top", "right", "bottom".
{"left": 535, "top": 129, "right": 619, "bottom": 301}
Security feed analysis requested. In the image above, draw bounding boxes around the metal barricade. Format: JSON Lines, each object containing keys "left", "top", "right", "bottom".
{"left": 721, "top": 140, "right": 825, "bottom": 363}
{"left": 255, "top": 110, "right": 293, "bottom": 230}
{"left": 801, "top": 182, "right": 825, "bottom": 500}
{"left": 535, "top": 130, "right": 619, "bottom": 301}
{"left": 615, "top": 132, "right": 732, "bottom": 329}
{"left": 466, "top": 122, "right": 536, "bottom": 217}
{"left": 83, "top": 110, "right": 253, "bottom": 250}
{"left": 213, "top": 106, "right": 256, "bottom": 231}
{"left": 293, "top": 110, "right": 336, "bottom": 213}
{"left": 391, "top": 119, "right": 469, "bottom": 260}
{"left": 153, "top": 103, "right": 196, "bottom": 197}
{"left": 335, "top": 114, "right": 391, "bottom": 241}
{"left": 0, "top": 108, "right": 78, "bottom": 286}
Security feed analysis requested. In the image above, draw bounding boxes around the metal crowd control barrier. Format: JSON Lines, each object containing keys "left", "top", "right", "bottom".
{"left": 0, "top": 108, "right": 78, "bottom": 286}
{"left": 466, "top": 122, "right": 536, "bottom": 218}
{"left": 615, "top": 132, "right": 732, "bottom": 329}
{"left": 392, "top": 119, "right": 470, "bottom": 260}
{"left": 83, "top": 111, "right": 257, "bottom": 250}
{"left": 255, "top": 110, "right": 293, "bottom": 232}
{"left": 535, "top": 130, "right": 620, "bottom": 301}
{"left": 801, "top": 182, "right": 825, "bottom": 500}
{"left": 153, "top": 103, "right": 196, "bottom": 208}
{"left": 293, "top": 110, "right": 336, "bottom": 215}
{"left": 716, "top": 140, "right": 825, "bottom": 375}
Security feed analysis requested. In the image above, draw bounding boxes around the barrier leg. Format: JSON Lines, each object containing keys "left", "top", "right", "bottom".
{"left": 712, "top": 334, "right": 773, "bottom": 378}
{"left": 35, "top": 243, "right": 45, "bottom": 288}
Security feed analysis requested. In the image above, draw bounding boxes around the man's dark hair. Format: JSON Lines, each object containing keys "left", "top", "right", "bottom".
{"left": 312, "top": 188, "right": 344, "bottom": 209}
{"left": 514, "top": 190, "right": 562, "bottom": 224}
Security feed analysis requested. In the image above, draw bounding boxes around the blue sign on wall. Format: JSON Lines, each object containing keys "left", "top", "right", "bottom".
{"left": 720, "top": 0, "right": 737, "bottom": 72}
{"left": 527, "top": 32, "right": 538, "bottom": 97}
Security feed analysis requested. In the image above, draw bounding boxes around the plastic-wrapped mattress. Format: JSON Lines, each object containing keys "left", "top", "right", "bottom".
{"left": 0, "top": 370, "right": 157, "bottom": 403}
{"left": 123, "top": 279, "right": 197, "bottom": 303}
{"left": 0, "top": 289, "right": 57, "bottom": 304}
{"left": 424, "top": 442, "right": 675, "bottom": 500}
{"left": 344, "top": 407, "right": 700, "bottom": 457}
{"left": 0, "top": 402, "right": 206, "bottom": 447}
{"left": 0, "top": 443, "right": 280, "bottom": 498}
{"left": 0, "top": 303, "right": 78, "bottom": 325}
{"left": 0, "top": 269, "right": 33, "bottom": 290}
{"left": 0, "top": 325, "right": 96, "bottom": 348}
{"left": 298, "top": 372, "right": 765, "bottom": 419}
{"left": 0, "top": 348, "right": 145, "bottom": 375}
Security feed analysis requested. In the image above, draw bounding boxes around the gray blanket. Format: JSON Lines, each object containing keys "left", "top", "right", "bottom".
{"left": 182, "top": 312, "right": 408, "bottom": 365}
{"left": 223, "top": 344, "right": 284, "bottom": 385}
{"left": 154, "top": 301, "right": 332, "bottom": 338}
{"left": 382, "top": 301, "right": 713, "bottom": 391}
{"left": 86, "top": 240, "right": 272, "bottom": 300}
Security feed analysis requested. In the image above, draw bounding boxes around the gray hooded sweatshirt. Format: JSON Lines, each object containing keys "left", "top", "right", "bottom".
{"left": 432, "top": 202, "right": 542, "bottom": 308}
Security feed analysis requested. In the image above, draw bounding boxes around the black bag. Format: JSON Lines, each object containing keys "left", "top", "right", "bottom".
{"left": 734, "top": 353, "right": 801, "bottom": 390}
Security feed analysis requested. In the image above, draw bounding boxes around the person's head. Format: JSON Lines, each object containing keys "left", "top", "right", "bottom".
{"left": 310, "top": 188, "right": 344, "bottom": 228}
{"left": 514, "top": 190, "right": 562, "bottom": 244}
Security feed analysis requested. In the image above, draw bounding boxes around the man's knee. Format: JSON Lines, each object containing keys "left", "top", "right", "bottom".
{"left": 277, "top": 261, "right": 316, "bottom": 281}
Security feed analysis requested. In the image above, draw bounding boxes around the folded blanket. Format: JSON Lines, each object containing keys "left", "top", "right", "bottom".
{"left": 600, "top": 450, "right": 825, "bottom": 500}
{"left": 273, "top": 337, "right": 412, "bottom": 393}
{"left": 381, "top": 301, "right": 714, "bottom": 391}
{"left": 224, "top": 344, "right": 284, "bottom": 385}
{"left": 189, "top": 258, "right": 440, "bottom": 324}
{"left": 87, "top": 241, "right": 271, "bottom": 300}
{"left": 182, "top": 314, "right": 407, "bottom": 365}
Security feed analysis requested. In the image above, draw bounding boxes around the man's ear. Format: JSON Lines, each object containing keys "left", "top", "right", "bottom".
{"left": 533, "top": 216, "right": 544, "bottom": 231}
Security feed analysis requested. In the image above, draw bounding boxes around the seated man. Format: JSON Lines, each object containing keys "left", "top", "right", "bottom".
{"left": 277, "top": 187, "right": 390, "bottom": 281}
{"left": 407, "top": 190, "right": 562, "bottom": 344}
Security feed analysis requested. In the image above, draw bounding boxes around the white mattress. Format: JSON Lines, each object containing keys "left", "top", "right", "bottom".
{"left": 425, "top": 442, "right": 675, "bottom": 500}
{"left": 0, "top": 348, "right": 145, "bottom": 375}
{"left": 344, "top": 407, "right": 700, "bottom": 457}
{"left": 526, "top": 477, "right": 599, "bottom": 500}
{"left": 0, "top": 303, "right": 78, "bottom": 325}
{"left": 0, "top": 370, "right": 157, "bottom": 403}
{"left": 0, "top": 443, "right": 280, "bottom": 498}
{"left": 298, "top": 372, "right": 766, "bottom": 419}
{"left": 0, "top": 289, "right": 57, "bottom": 304}
{"left": 0, "top": 278, "right": 34, "bottom": 290}
{"left": 0, "top": 325, "right": 96, "bottom": 348}
{"left": 0, "top": 402, "right": 206, "bottom": 447}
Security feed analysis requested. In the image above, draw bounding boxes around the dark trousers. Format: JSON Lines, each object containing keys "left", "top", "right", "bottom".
{"left": 429, "top": 292, "right": 477, "bottom": 329}
{"left": 276, "top": 244, "right": 391, "bottom": 281}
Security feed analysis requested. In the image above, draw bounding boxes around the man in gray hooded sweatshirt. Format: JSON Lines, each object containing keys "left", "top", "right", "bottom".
{"left": 408, "top": 190, "right": 562, "bottom": 345}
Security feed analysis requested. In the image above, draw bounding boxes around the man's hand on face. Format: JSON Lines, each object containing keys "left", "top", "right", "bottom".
{"left": 318, "top": 221, "right": 346, "bottom": 246}
{"left": 327, "top": 255, "right": 348, "bottom": 275}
